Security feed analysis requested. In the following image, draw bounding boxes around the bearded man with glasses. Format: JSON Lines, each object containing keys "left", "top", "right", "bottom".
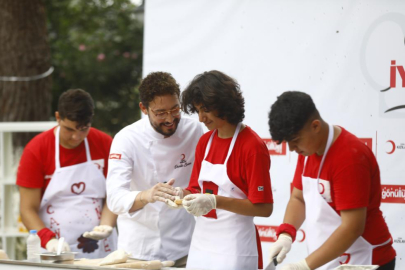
{"left": 106, "top": 72, "right": 204, "bottom": 267}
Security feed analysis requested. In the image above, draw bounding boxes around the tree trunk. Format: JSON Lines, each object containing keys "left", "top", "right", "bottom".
{"left": 0, "top": 0, "right": 52, "bottom": 148}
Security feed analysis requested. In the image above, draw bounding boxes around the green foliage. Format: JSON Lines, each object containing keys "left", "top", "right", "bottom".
{"left": 43, "top": 0, "right": 143, "bottom": 136}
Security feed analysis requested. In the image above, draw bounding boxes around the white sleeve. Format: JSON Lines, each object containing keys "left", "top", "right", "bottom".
{"left": 106, "top": 132, "right": 140, "bottom": 215}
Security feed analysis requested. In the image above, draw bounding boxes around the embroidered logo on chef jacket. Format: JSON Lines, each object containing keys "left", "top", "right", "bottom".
{"left": 109, "top": 153, "right": 122, "bottom": 160}
{"left": 318, "top": 179, "right": 332, "bottom": 203}
{"left": 174, "top": 153, "right": 192, "bottom": 169}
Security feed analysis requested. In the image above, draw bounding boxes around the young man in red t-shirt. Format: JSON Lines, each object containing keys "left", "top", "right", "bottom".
{"left": 267, "top": 91, "right": 395, "bottom": 270}
{"left": 166, "top": 70, "right": 273, "bottom": 270}
{"left": 17, "top": 89, "right": 117, "bottom": 257}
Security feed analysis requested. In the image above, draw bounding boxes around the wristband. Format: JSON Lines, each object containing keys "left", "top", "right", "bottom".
{"left": 37, "top": 228, "right": 56, "bottom": 248}
{"left": 276, "top": 223, "right": 297, "bottom": 242}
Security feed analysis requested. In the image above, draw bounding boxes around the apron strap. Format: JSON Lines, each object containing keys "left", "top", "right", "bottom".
{"left": 224, "top": 122, "right": 242, "bottom": 165}
{"left": 317, "top": 123, "right": 334, "bottom": 180}
{"left": 55, "top": 126, "right": 91, "bottom": 169}
{"left": 302, "top": 124, "right": 334, "bottom": 191}
{"left": 84, "top": 137, "right": 91, "bottom": 162}
{"left": 203, "top": 122, "right": 243, "bottom": 163}
{"left": 203, "top": 130, "right": 217, "bottom": 159}
{"left": 372, "top": 237, "right": 392, "bottom": 248}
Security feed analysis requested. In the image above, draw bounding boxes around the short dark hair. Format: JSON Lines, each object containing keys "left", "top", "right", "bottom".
{"left": 139, "top": 72, "right": 180, "bottom": 108}
{"left": 181, "top": 70, "right": 245, "bottom": 125}
{"left": 268, "top": 91, "right": 319, "bottom": 143}
{"left": 58, "top": 89, "right": 94, "bottom": 128}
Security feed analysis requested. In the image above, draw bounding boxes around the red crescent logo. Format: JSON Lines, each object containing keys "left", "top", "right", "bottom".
{"left": 71, "top": 182, "right": 86, "bottom": 195}
{"left": 386, "top": 140, "right": 395, "bottom": 154}
{"left": 181, "top": 154, "right": 185, "bottom": 161}
{"left": 339, "top": 253, "right": 351, "bottom": 264}
{"left": 319, "top": 183, "right": 325, "bottom": 194}
{"left": 46, "top": 205, "right": 54, "bottom": 214}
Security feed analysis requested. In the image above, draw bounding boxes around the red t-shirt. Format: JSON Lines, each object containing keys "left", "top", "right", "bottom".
{"left": 17, "top": 127, "right": 112, "bottom": 196}
{"left": 186, "top": 126, "right": 273, "bottom": 203}
{"left": 293, "top": 127, "right": 395, "bottom": 266}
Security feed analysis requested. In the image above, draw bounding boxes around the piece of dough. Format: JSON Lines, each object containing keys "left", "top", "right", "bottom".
{"left": 112, "top": 260, "right": 162, "bottom": 269}
{"left": 99, "top": 249, "right": 130, "bottom": 266}
{"left": 0, "top": 250, "right": 9, "bottom": 260}
{"left": 162, "top": 260, "right": 175, "bottom": 267}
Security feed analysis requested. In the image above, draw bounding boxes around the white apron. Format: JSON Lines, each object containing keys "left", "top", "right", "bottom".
{"left": 187, "top": 123, "right": 258, "bottom": 270}
{"left": 39, "top": 127, "right": 117, "bottom": 258}
{"left": 302, "top": 124, "right": 391, "bottom": 269}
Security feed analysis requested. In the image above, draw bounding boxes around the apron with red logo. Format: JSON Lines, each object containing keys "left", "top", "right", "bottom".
{"left": 302, "top": 124, "right": 390, "bottom": 269}
{"left": 39, "top": 127, "right": 117, "bottom": 258}
{"left": 186, "top": 123, "right": 258, "bottom": 270}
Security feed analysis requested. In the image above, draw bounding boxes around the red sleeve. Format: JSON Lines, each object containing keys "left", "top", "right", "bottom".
{"left": 246, "top": 152, "right": 273, "bottom": 203}
{"left": 16, "top": 144, "right": 45, "bottom": 188}
{"left": 89, "top": 128, "right": 112, "bottom": 178}
{"left": 293, "top": 155, "right": 305, "bottom": 190}
{"left": 333, "top": 163, "right": 371, "bottom": 210}
{"left": 102, "top": 134, "right": 113, "bottom": 178}
{"left": 185, "top": 136, "right": 207, "bottom": 194}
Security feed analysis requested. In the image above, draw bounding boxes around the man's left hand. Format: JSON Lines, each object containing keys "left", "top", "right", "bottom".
{"left": 280, "top": 259, "right": 311, "bottom": 270}
{"left": 83, "top": 225, "right": 113, "bottom": 240}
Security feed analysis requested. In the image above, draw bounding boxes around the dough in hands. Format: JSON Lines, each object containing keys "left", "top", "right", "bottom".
{"left": 166, "top": 196, "right": 182, "bottom": 208}
{"left": 174, "top": 196, "right": 183, "bottom": 205}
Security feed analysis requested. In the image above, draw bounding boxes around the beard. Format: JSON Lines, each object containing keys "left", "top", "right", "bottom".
{"left": 149, "top": 116, "right": 181, "bottom": 137}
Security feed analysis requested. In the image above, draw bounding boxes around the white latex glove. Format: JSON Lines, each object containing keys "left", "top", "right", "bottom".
{"left": 268, "top": 234, "right": 292, "bottom": 263}
{"left": 280, "top": 259, "right": 310, "bottom": 270}
{"left": 83, "top": 225, "right": 113, "bottom": 240}
{"left": 142, "top": 178, "right": 177, "bottom": 203}
{"left": 46, "top": 238, "right": 71, "bottom": 253}
{"left": 183, "top": 194, "right": 216, "bottom": 216}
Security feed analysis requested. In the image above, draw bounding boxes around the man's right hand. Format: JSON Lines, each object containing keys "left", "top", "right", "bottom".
{"left": 174, "top": 187, "right": 184, "bottom": 199}
{"left": 141, "top": 178, "right": 177, "bottom": 204}
{"left": 269, "top": 234, "right": 293, "bottom": 264}
{"left": 45, "top": 238, "right": 71, "bottom": 253}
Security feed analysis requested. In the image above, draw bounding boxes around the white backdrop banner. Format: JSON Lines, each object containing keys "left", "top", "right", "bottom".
{"left": 144, "top": 0, "right": 405, "bottom": 268}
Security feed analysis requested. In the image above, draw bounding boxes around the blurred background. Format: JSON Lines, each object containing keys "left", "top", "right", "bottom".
{"left": 0, "top": 0, "right": 144, "bottom": 149}
{"left": 0, "top": 0, "right": 144, "bottom": 259}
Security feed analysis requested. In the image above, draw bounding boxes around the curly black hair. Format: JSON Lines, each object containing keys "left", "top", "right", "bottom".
{"left": 268, "top": 91, "right": 319, "bottom": 143}
{"left": 58, "top": 89, "right": 94, "bottom": 128}
{"left": 139, "top": 72, "right": 180, "bottom": 108}
{"left": 181, "top": 70, "right": 245, "bottom": 125}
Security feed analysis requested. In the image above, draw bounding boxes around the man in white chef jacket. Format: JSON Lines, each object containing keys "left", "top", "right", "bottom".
{"left": 106, "top": 71, "right": 204, "bottom": 267}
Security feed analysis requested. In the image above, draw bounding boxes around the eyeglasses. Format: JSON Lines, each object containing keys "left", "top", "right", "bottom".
{"left": 150, "top": 107, "right": 181, "bottom": 119}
